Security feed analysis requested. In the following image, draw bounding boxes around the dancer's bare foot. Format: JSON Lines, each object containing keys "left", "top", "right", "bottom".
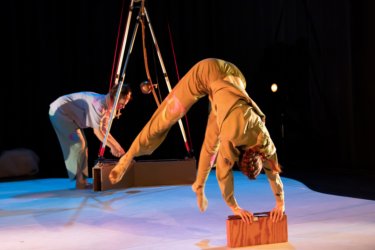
{"left": 192, "top": 182, "right": 208, "bottom": 212}
{"left": 76, "top": 180, "right": 93, "bottom": 189}
{"left": 109, "top": 154, "right": 135, "bottom": 184}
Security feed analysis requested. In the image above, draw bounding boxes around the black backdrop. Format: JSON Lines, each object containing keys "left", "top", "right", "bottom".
{"left": 1, "top": 0, "right": 374, "bottom": 178}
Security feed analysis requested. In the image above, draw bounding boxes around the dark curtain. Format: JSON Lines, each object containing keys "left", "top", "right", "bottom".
{"left": 1, "top": 0, "right": 374, "bottom": 178}
{"left": 350, "top": 1, "right": 375, "bottom": 174}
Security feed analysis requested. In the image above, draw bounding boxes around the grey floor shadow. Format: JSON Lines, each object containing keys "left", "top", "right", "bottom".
{"left": 11, "top": 185, "right": 183, "bottom": 199}
{"left": 3, "top": 186, "right": 186, "bottom": 220}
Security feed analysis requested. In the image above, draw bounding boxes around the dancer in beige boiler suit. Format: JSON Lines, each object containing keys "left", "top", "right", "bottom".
{"left": 110, "top": 58, "right": 285, "bottom": 223}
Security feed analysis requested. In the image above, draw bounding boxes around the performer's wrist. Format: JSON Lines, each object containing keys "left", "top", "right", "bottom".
{"left": 276, "top": 200, "right": 284, "bottom": 205}
{"left": 230, "top": 204, "right": 241, "bottom": 212}
{"left": 276, "top": 201, "right": 285, "bottom": 210}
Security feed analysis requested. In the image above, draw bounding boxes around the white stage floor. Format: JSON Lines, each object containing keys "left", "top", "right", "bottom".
{"left": 1, "top": 170, "right": 375, "bottom": 250}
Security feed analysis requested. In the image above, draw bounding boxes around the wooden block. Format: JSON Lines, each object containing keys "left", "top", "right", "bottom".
{"left": 134, "top": 159, "right": 196, "bottom": 186}
{"left": 92, "top": 159, "right": 196, "bottom": 192}
{"left": 226, "top": 212, "right": 288, "bottom": 248}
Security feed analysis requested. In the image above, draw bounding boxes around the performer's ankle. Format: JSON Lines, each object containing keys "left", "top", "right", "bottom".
{"left": 192, "top": 182, "right": 204, "bottom": 192}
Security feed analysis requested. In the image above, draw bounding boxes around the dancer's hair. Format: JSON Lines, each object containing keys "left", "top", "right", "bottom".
{"left": 237, "top": 146, "right": 282, "bottom": 180}
{"left": 109, "top": 84, "right": 132, "bottom": 101}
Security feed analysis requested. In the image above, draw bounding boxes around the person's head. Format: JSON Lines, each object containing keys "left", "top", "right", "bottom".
{"left": 237, "top": 148, "right": 265, "bottom": 180}
{"left": 109, "top": 84, "right": 132, "bottom": 110}
{"left": 237, "top": 146, "right": 281, "bottom": 180}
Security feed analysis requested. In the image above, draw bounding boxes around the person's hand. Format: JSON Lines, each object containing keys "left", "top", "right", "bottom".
{"left": 270, "top": 201, "right": 285, "bottom": 223}
{"left": 118, "top": 146, "right": 125, "bottom": 156}
{"left": 110, "top": 146, "right": 121, "bottom": 157}
{"left": 231, "top": 205, "right": 254, "bottom": 224}
{"left": 110, "top": 145, "right": 125, "bottom": 158}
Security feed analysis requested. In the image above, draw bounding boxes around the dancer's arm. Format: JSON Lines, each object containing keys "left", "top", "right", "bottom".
{"left": 215, "top": 148, "right": 236, "bottom": 207}
{"left": 263, "top": 154, "right": 285, "bottom": 222}
{"left": 196, "top": 112, "right": 220, "bottom": 186}
{"left": 216, "top": 141, "right": 254, "bottom": 224}
{"left": 192, "top": 111, "right": 220, "bottom": 212}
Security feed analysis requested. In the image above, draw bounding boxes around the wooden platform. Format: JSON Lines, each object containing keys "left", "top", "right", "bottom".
{"left": 227, "top": 212, "right": 288, "bottom": 248}
{"left": 93, "top": 159, "right": 197, "bottom": 192}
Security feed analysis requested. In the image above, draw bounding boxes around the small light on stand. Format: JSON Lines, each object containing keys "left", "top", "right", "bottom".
{"left": 140, "top": 81, "right": 158, "bottom": 94}
{"left": 140, "top": 81, "right": 152, "bottom": 94}
{"left": 271, "top": 83, "right": 278, "bottom": 92}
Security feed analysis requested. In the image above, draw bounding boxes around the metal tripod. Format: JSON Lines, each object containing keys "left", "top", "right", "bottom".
{"left": 98, "top": 0, "right": 193, "bottom": 163}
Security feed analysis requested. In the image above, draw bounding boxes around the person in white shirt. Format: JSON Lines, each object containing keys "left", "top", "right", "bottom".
{"left": 49, "top": 84, "right": 131, "bottom": 189}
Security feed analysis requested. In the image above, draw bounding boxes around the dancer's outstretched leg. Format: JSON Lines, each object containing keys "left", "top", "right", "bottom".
{"left": 110, "top": 58, "right": 225, "bottom": 184}
{"left": 109, "top": 78, "right": 199, "bottom": 184}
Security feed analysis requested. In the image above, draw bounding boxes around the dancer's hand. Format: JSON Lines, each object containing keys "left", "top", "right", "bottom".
{"left": 231, "top": 205, "right": 254, "bottom": 224}
{"left": 270, "top": 201, "right": 285, "bottom": 223}
{"left": 192, "top": 183, "right": 208, "bottom": 212}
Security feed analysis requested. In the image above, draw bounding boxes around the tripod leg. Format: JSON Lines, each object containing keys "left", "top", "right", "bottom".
{"left": 144, "top": 7, "right": 191, "bottom": 154}
{"left": 100, "top": 5, "right": 144, "bottom": 156}
{"left": 115, "top": 0, "right": 135, "bottom": 85}
{"left": 115, "top": 0, "right": 135, "bottom": 119}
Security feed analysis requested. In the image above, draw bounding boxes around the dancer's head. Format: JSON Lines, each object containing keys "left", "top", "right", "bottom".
{"left": 237, "top": 148, "right": 264, "bottom": 180}
{"left": 237, "top": 147, "right": 281, "bottom": 180}
{"left": 109, "top": 84, "right": 132, "bottom": 110}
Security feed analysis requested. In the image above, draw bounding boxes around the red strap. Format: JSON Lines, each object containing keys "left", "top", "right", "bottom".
{"left": 166, "top": 21, "right": 180, "bottom": 81}
{"left": 165, "top": 4, "right": 193, "bottom": 151}
{"left": 109, "top": 0, "right": 126, "bottom": 91}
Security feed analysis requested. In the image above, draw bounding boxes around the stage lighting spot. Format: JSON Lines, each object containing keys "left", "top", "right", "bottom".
{"left": 271, "top": 83, "right": 278, "bottom": 92}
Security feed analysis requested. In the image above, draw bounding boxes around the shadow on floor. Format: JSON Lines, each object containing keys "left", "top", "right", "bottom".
{"left": 11, "top": 185, "right": 184, "bottom": 200}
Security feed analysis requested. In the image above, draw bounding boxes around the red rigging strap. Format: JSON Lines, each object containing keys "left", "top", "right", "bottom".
{"left": 109, "top": 0, "right": 126, "bottom": 91}
{"left": 164, "top": 2, "right": 193, "bottom": 151}
{"left": 166, "top": 21, "right": 180, "bottom": 81}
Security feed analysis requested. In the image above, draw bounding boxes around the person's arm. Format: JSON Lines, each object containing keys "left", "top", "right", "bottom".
{"left": 106, "top": 132, "right": 122, "bottom": 150}
{"left": 216, "top": 140, "right": 254, "bottom": 224}
{"left": 93, "top": 129, "right": 125, "bottom": 157}
{"left": 95, "top": 112, "right": 125, "bottom": 157}
{"left": 263, "top": 154, "right": 285, "bottom": 222}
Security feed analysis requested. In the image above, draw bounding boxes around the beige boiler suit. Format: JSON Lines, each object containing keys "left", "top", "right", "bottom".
{"left": 118, "top": 58, "right": 284, "bottom": 208}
